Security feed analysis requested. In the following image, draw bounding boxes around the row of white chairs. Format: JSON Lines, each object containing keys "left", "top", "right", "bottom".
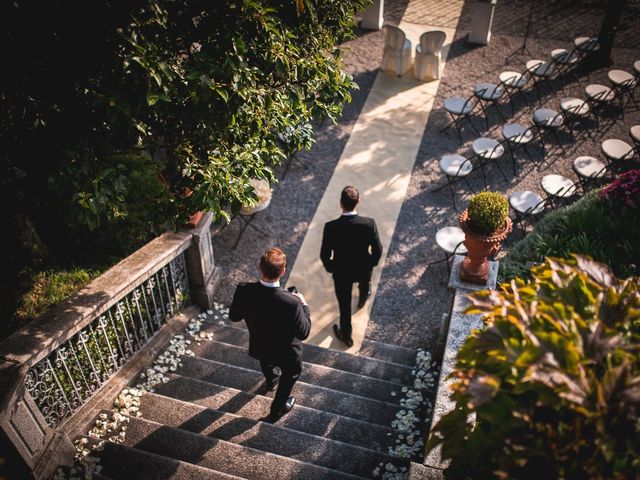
{"left": 440, "top": 35, "right": 620, "bottom": 144}
{"left": 435, "top": 124, "right": 639, "bottom": 268}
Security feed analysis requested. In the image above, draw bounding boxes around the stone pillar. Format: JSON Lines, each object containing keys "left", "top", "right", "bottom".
{"left": 468, "top": 0, "right": 497, "bottom": 45}
{"left": 182, "top": 212, "right": 222, "bottom": 309}
{"left": 361, "top": 0, "right": 384, "bottom": 30}
{"left": 0, "top": 362, "right": 74, "bottom": 480}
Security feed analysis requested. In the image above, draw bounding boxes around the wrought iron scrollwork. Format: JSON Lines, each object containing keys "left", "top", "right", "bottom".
{"left": 25, "top": 252, "right": 189, "bottom": 428}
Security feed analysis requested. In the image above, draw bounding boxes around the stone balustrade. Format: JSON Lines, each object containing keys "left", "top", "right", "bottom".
{"left": 0, "top": 213, "right": 220, "bottom": 479}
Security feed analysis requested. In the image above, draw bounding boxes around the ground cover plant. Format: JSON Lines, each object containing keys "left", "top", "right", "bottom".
{"left": 500, "top": 172, "right": 640, "bottom": 282}
{"left": 428, "top": 255, "right": 640, "bottom": 480}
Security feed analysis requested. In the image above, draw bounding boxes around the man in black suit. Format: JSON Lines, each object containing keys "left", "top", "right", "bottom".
{"left": 320, "top": 186, "right": 383, "bottom": 347}
{"left": 229, "top": 247, "right": 311, "bottom": 421}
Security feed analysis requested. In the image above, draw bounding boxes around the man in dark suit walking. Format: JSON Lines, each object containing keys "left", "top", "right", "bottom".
{"left": 320, "top": 186, "right": 383, "bottom": 347}
{"left": 229, "top": 247, "right": 311, "bottom": 421}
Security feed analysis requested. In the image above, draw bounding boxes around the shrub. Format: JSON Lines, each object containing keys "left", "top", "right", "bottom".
{"left": 500, "top": 189, "right": 640, "bottom": 281}
{"left": 427, "top": 255, "right": 640, "bottom": 480}
{"left": 467, "top": 191, "right": 509, "bottom": 235}
{"left": 599, "top": 168, "right": 640, "bottom": 208}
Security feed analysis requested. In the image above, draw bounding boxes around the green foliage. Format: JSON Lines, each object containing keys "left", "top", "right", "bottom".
{"left": 467, "top": 191, "right": 509, "bottom": 235}
{"left": 501, "top": 189, "right": 640, "bottom": 281}
{"left": 427, "top": 255, "right": 640, "bottom": 480}
{"left": 12, "top": 268, "right": 102, "bottom": 333}
{"left": 2, "top": 0, "right": 368, "bottom": 233}
{"left": 48, "top": 151, "right": 171, "bottom": 232}
{"left": 2, "top": 1, "right": 367, "bottom": 338}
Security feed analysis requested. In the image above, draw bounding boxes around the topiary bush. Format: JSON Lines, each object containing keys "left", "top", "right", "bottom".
{"left": 427, "top": 255, "right": 640, "bottom": 480}
{"left": 467, "top": 191, "right": 509, "bottom": 235}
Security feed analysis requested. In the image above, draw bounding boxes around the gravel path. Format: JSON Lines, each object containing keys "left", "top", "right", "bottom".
{"left": 212, "top": 0, "right": 640, "bottom": 351}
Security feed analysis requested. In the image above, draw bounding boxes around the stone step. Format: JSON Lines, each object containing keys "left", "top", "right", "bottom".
{"left": 176, "top": 356, "right": 400, "bottom": 426}
{"left": 201, "top": 322, "right": 414, "bottom": 384}
{"left": 208, "top": 310, "right": 418, "bottom": 368}
{"left": 189, "top": 340, "right": 403, "bottom": 404}
{"left": 97, "top": 441, "right": 245, "bottom": 479}
{"left": 360, "top": 338, "right": 418, "bottom": 367}
{"left": 138, "top": 392, "right": 409, "bottom": 474}
{"left": 149, "top": 377, "right": 397, "bottom": 453}
{"left": 118, "top": 414, "right": 367, "bottom": 480}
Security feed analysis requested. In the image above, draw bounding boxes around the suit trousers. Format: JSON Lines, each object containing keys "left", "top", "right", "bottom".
{"left": 333, "top": 272, "right": 371, "bottom": 339}
{"left": 260, "top": 358, "right": 302, "bottom": 413}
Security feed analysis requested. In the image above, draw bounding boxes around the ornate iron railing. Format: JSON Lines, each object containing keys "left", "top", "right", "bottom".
{"left": 25, "top": 253, "right": 189, "bottom": 428}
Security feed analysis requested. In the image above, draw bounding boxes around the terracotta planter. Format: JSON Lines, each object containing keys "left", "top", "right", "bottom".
{"left": 459, "top": 209, "right": 512, "bottom": 284}
{"left": 182, "top": 210, "right": 205, "bottom": 229}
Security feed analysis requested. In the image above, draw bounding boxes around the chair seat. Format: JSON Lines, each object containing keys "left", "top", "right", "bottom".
{"left": 440, "top": 154, "right": 472, "bottom": 177}
{"left": 573, "top": 156, "right": 606, "bottom": 178}
{"left": 533, "top": 108, "right": 563, "bottom": 127}
{"left": 585, "top": 84, "right": 616, "bottom": 102}
{"left": 526, "top": 59, "right": 553, "bottom": 77}
{"left": 472, "top": 137, "right": 504, "bottom": 158}
{"left": 436, "top": 227, "right": 467, "bottom": 255}
{"left": 474, "top": 82, "right": 503, "bottom": 100}
{"left": 509, "top": 191, "right": 544, "bottom": 215}
{"left": 503, "top": 123, "right": 534, "bottom": 144}
{"left": 541, "top": 174, "right": 577, "bottom": 198}
{"left": 601, "top": 139, "right": 634, "bottom": 161}
{"left": 574, "top": 36, "right": 599, "bottom": 52}
{"left": 608, "top": 69, "right": 637, "bottom": 88}
{"left": 630, "top": 125, "right": 640, "bottom": 143}
{"left": 444, "top": 97, "right": 473, "bottom": 115}
{"left": 499, "top": 71, "right": 528, "bottom": 88}
{"left": 634, "top": 60, "right": 640, "bottom": 76}
{"left": 551, "top": 48, "right": 578, "bottom": 65}
{"left": 560, "top": 97, "right": 590, "bottom": 116}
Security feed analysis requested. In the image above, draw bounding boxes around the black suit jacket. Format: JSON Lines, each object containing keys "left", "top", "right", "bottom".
{"left": 320, "top": 214, "right": 383, "bottom": 280}
{"left": 229, "top": 282, "right": 311, "bottom": 364}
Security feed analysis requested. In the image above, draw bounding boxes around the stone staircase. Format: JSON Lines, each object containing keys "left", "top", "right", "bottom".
{"left": 73, "top": 309, "right": 435, "bottom": 479}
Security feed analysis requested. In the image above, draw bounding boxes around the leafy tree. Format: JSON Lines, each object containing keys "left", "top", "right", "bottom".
{"left": 1, "top": 0, "right": 367, "bottom": 338}
{"left": 1, "top": 0, "right": 367, "bottom": 259}
{"left": 428, "top": 255, "right": 640, "bottom": 480}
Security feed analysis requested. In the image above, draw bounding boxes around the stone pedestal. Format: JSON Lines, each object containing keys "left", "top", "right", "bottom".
{"left": 448, "top": 255, "right": 499, "bottom": 290}
{"left": 361, "top": 0, "right": 384, "bottom": 30}
{"left": 468, "top": 0, "right": 497, "bottom": 45}
{"left": 182, "top": 212, "right": 222, "bottom": 309}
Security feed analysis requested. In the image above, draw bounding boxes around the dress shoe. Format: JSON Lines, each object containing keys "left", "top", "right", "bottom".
{"left": 357, "top": 290, "right": 371, "bottom": 309}
{"left": 268, "top": 396, "right": 295, "bottom": 421}
{"left": 333, "top": 324, "right": 354, "bottom": 347}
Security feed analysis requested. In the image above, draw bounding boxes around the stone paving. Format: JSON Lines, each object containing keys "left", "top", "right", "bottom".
{"left": 212, "top": 0, "right": 640, "bottom": 352}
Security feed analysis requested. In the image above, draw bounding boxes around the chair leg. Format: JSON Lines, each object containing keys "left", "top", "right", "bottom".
{"left": 493, "top": 158, "right": 509, "bottom": 182}
{"left": 505, "top": 88, "right": 516, "bottom": 115}
{"left": 446, "top": 177, "right": 458, "bottom": 210}
{"left": 479, "top": 101, "right": 490, "bottom": 130}
{"left": 494, "top": 101, "right": 507, "bottom": 123}
{"left": 508, "top": 143, "right": 518, "bottom": 176}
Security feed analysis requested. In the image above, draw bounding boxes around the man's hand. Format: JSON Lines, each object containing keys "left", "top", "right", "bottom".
{"left": 293, "top": 292, "right": 307, "bottom": 306}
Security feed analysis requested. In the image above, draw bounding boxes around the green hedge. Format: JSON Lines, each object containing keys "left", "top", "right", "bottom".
{"left": 500, "top": 189, "right": 640, "bottom": 282}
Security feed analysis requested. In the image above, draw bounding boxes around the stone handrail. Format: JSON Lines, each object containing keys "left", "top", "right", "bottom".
{"left": 0, "top": 213, "right": 220, "bottom": 479}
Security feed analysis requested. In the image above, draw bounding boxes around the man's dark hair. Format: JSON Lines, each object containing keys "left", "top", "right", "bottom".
{"left": 340, "top": 185, "right": 359, "bottom": 211}
{"left": 259, "top": 247, "right": 287, "bottom": 279}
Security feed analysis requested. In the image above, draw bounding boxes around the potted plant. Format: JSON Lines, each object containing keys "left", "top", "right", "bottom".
{"left": 459, "top": 191, "right": 512, "bottom": 284}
